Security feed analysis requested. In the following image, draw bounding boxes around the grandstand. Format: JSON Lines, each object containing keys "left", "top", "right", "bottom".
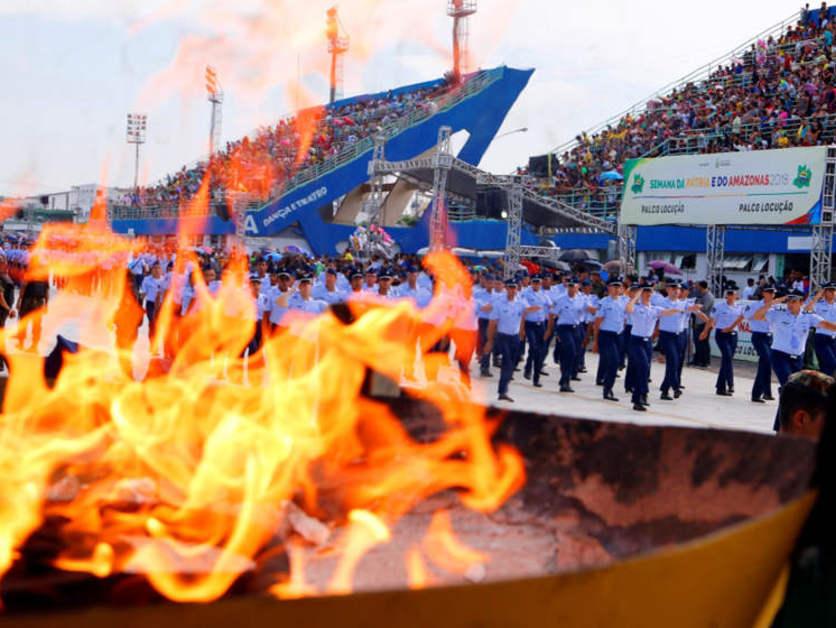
{"left": 108, "top": 67, "right": 535, "bottom": 252}
{"left": 525, "top": 6, "right": 836, "bottom": 221}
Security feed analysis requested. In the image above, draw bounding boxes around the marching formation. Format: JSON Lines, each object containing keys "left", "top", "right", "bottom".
{"left": 473, "top": 272, "right": 836, "bottom": 415}
{"left": 2, "top": 237, "right": 835, "bottom": 426}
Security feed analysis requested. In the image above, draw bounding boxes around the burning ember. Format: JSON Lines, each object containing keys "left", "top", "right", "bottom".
{"left": 0, "top": 215, "right": 524, "bottom": 604}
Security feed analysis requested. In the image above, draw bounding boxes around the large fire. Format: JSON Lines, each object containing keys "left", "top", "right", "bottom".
{"left": 0, "top": 203, "right": 524, "bottom": 603}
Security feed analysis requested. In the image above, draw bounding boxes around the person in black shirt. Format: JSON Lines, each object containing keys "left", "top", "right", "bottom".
{"left": 16, "top": 275, "right": 49, "bottom": 352}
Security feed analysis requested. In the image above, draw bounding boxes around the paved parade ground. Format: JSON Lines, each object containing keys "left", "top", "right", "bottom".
{"left": 469, "top": 355, "right": 774, "bottom": 435}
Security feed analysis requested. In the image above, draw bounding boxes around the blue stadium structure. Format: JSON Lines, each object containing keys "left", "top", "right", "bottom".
{"left": 110, "top": 66, "right": 540, "bottom": 255}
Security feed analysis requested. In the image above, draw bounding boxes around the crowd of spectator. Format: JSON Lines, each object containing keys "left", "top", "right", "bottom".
{"left": 122, "top": 80, "right": 457, "bottom": 209}
{"left": 524, "top": 4, "right": 836, "bottom": 211}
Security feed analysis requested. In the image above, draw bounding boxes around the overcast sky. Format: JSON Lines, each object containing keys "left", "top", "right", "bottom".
{"left": 1, "top": 0, "right": 800, "bottom": 196}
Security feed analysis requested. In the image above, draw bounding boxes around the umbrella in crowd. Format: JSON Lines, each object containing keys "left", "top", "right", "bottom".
{"left": 559, "top": 249, "right": 597, "bottom": 263}
{"left": 576, "top": 259, "right": 604, "bottom": 272}
{"left": 649, "top": 260, "right": 683, "bottom": 275}
{"left": 540, "top": 259, "right": 572, "bottom": 272}
{"left": 603, "top": 260, "right": 624, "bottom": 274}
{"left": 598, "top": 170, "right": 624, "bottom": 183}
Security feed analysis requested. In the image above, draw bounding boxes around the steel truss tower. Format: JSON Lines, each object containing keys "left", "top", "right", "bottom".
{"left": 706, "top": 224, "right": 726, "bottom": 296}
{"left": 811, "top": 148, "right": 836, "bottom": 290}
{"left": 429, "top": 126, "right": 453, "bottom": 250}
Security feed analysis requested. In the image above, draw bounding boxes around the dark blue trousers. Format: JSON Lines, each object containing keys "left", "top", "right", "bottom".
{"left": 599, "top": 331, "right": 620, "bottom": 393}
{"left": 524, "top": 321, "right": 546, "bottom": 383}
{"left": 814, "top": 332, "right": 836, "bottom": 376}
{"left": 750, "top": 332, "right": 773, "bottom": 399}
{"left": 620, "top": 325, "right": 631, "bottom": 369}
{"left": 145, "top": 300, "right": 158, "bottom": 337}
{"left": 677, "top": 330, "right": 688, "bottom": 381}
{"left": 715, "top": 331, "right": 738, "bottom": 393}
{"left": 496, "top": 333, "right": 521, "bottom": 396}
{"left": 477, "top": 318, "right": 491, "bottom": 372}
{"left": 628, "top": 336, "right": 652, "bottom": 404}
{"left": 659, "top": 330, "right": 681, "bottom": 394}
{"left": 771, "top": 349, "right": 804, "bottom": 431}
{"left": 557, "top": 325, "right": 578, "bottom": 387}
{"left": 575, "top": 323, "right": 588, "bottom": 371}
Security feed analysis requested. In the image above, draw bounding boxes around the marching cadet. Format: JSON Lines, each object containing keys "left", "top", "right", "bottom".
{"left": 245, "top": 275, "right": 270, "bottom": 358}
{"left": 399, "top": 265, "right": 433, "bottom": 308}
{"left": 592, "top": 279, "right": 626, "bottom": 402}
{"left": 312, "top": 268, "right": 346, "bottom": 305}
{"left": 622, "top": 284, "right": 641, "bottom": 396}
{"left": 754, "top": 289, "right": 836, "bottom": 389}
{"left": 363, "top": 268, "right": 379, "bottom": 293}
{"left": 473, "top": 273, "right": 497, "bottom": 378}
{"left": 676, "top": 283, "right": 695, "bottom": 391}
{"left": 483, "top": 278, "right": 542, "bottom": 403}
{"left": 703, "top": 285, "right": 746, "bottom": 397}
{"left": 376, "top": 269, "right": 396, "bottom": 299}
{"left": 625, "top": 286, "right": 703, "bottom": 412}
{"left": 812, "top": 281, "right": 836, "bottom": 376}
{"left": 522, "top": 275, "right": 551, "bottom": 388}
{"left": 268, "top": 271, "right": 294, "bottom": 333}
{"left": 657, "top": 280, "right": 687, "bottom": 400}
{"left": 576, "top": 280, "right": 598, "bottom": 375}
{"left": 288, "top": 275, "right": 329, "bottom": 317}
{"left": 546, "top": 278, "right": 587, "bottom": 393}
{"left": 540, "top": 273, "right": 557, "bottom": 363}
{"left": 348, "top": 268, "right": 365, "bottom": 296}
{"left": 255, "top": 259, "right": 272, "bottom": 295}
{"left": 138, "top": 262, "right": 165, "bottom": 338}
{"left": 744, "top": 286, "right": 777, "bottom": 403}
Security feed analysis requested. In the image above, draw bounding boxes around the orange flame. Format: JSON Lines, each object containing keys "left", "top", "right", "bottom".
{"left": 0, "top": 219, "right": 524, "bottom": 602}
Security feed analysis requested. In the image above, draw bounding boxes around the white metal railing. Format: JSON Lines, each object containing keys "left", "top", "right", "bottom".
{"left": 109, "top": 68, "right": 503, "bottom": 221}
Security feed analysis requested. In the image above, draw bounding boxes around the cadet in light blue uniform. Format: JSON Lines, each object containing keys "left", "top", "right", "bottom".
{"left": 753, "top": 291, "right": 836, "bottom": 389}
{"left": 473, "top": 273, "right": 497, "bottom": 377}
{"left": 744, "top": 286, "right": 776, "bottom": 403}
{"left": 267, "top": 271, "right": 294, "bottom": 332}
{"left": 546, "top": 279, "right": 586, "bottom": 393}
{"left": 812, "top": 281, "right": 836, "bottom": 376}
{"left": 522, "top": 276, "right": 551, "bottom": 388}
{"left": 576, "top": 280, "right": 598, "bottom": 374}
{"left": 657, "top": 281, "right": 687, "bottom": 400}
{"left": 484, "top": 279, "right": 541, "bottom": 403}
{"left": 311, "top": 268, "right": 346, "bottom": 305}
{"left": 289, "top": 276, "right": 329, "bottom": 316}
{"left": 622, "top": 284, "right": 641, "bottom": 395}
{"left": 540, "top": 274, "right": 557, "bottom": 362}
{"left": 675, "top": 284, "right": 695, "bottom": 390}
{"left": 753, "top": 289, "right": 836, "bottom": 430}
{"left": 592, "top": 280, "right": 626, "bottom": 401}
{"left": 707, "top": 286, "right": 746, "bottom": 396}
{"left": 625, "top": 287, "right": 697, "bottom": 412}
{"left": 550, "top": 275, "right": 570, "bottom": 365}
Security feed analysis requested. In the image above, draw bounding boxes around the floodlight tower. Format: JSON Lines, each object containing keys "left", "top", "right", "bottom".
{"left": 326, "top": 7, "right": 350, "bottom": 104}
{"left": 205, "top": 66, "right": 224, "bottom": 158}
{"left": 447, "top": 0, "right": 477, "bottom": 82}
{"left": 126, "top": 113, "right": 147, "bottom": 191}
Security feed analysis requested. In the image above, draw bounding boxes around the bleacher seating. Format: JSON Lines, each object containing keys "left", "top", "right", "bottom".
{"left": 119, "top": 79, "right": 459, "bottom": 212}
{"left": 522, "top": 5, "right": 836, "bottom": 220}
